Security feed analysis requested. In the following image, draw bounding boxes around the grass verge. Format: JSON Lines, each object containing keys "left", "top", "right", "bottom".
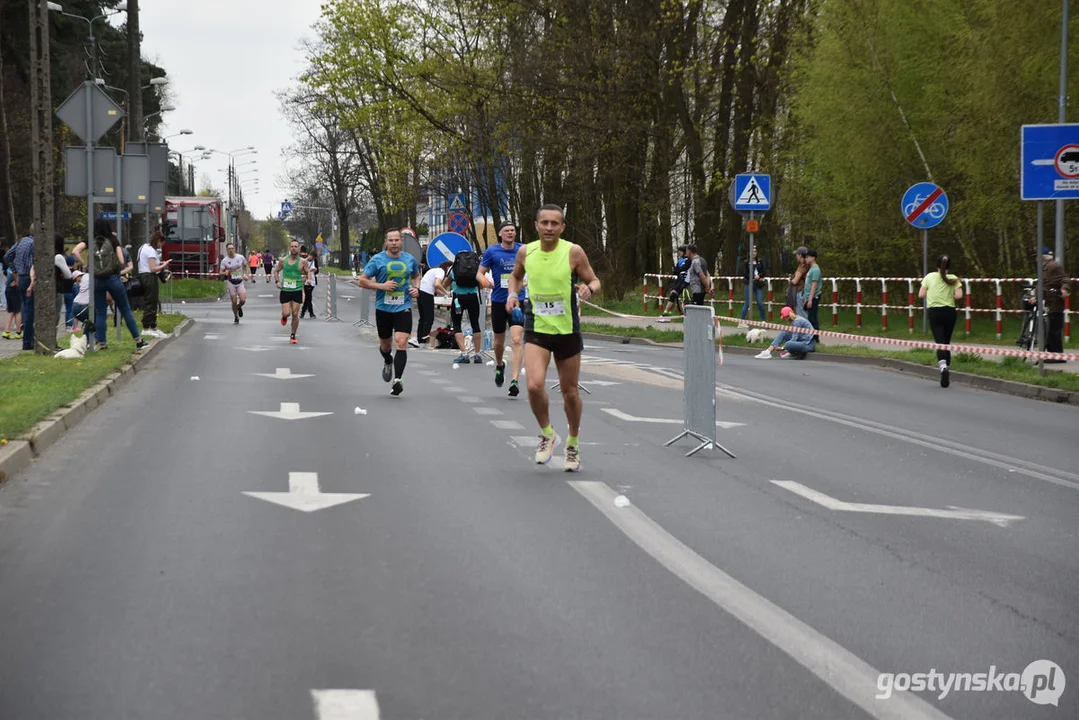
{"left": 167, "top": 278, "right": 223, "bottom": 299}
{"left": 580, "top": 321, "right": 1079, "bottom": 392}
{"left": 0, "top": 313, "right": 186, "bottom": 443}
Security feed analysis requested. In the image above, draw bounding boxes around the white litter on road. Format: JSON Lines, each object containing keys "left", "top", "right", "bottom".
{"left": 354, "top": 407, "right": 368, "bottom": 415}
{"left": 190, "top": 376, "right": 199, "bottom": 381}
{"left": 614, "top": 495, "right": 631, "bottom": 508}
{"left": 486, "top": 360, "right": 495, "bottom": 366}
{"left": 452, "top": 363, "right": 460, "bottom": 369}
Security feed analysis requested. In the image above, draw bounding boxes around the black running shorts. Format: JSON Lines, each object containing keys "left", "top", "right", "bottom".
{"left": 525, "top": 331, "right": 583, "bottom": 361}
{"left": 490, "top": 300, "right": 524, "bottom": 334}
{"left": 376, "top": 309, "right": 412, "bottom": 339}
{"left": 280, "top": 290, "right": 303, "bottom": 305}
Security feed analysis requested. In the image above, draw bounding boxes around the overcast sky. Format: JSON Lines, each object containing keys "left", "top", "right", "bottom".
{"left": 135, "top": 0, "right": 324, "bottom": 220}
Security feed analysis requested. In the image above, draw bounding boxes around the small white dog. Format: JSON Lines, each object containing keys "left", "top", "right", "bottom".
{"left": 54, "top": 334, "right": 88, "bottom": 359}
{"left": 745, "top": 328, "right": 767, "bottom": 343}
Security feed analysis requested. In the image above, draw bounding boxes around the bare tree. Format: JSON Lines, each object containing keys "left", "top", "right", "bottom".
{"left": 29, "top": 0, "right": 56, "bottom": 353}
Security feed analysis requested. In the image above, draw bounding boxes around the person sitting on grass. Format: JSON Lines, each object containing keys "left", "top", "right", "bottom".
{"left": 755, "top": 306, "right": 816, "bottom": 359}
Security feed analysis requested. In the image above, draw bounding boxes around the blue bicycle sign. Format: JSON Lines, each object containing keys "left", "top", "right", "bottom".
{"left": 901, "top": 182, "right": 948, "bottom": 229}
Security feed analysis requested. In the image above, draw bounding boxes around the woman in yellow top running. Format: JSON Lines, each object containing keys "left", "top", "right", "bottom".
{"left": 918, "top": 254, "right": 963, "bottom": 388}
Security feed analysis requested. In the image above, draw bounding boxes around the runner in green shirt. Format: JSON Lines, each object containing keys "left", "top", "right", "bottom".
{"left": 274, "top": 240, "right": 311, "bottom": 344}
{"left": 506, "top": 204, "right": 600, "bottom": 472}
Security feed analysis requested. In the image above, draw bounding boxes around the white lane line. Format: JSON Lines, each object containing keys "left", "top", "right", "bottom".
{"left": 602, "top": 408, "right": 745, "bottom": 429}
{"left": 203, "top": 334, "right": 221, "bottom": 340}
{"left": 417, "top": 371, "right": 438, "bottom": 377}
{"left": 511, "top": 435, "right": 540, "bottom": 447}
{"left": 722, "top": 385, "right": 1079, "bottom": 492}
{"left": 490, "top": 420, "right": 525, "bottom": 430}
{"left": 429, "top": 379, "right": 451, "bottom": 385}
{"left": 442, "top": 387, "right": 465, "bottom": 393}
{"left": 568, "top": 480, "right": 953, "bottom": 720}
{"left": 311, "top": 689, "right": 380, "bottom": 719}
{"left": 458, "top": 397, "right": 481, "bottom": 404}
{"left": 772, "top": 480, "right": 1024, "bottom": 527}
{"left": 472, "top": 407, "right": 503, "bottom": 416}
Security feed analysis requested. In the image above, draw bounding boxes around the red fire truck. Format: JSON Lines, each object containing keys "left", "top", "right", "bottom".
{"left": 162, "top": 196, "right": 226, "bottom": 276}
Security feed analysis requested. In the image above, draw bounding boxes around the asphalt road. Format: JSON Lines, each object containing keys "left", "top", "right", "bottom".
{"left": 0, "top": 286, "right": 1076, "bottom": 720}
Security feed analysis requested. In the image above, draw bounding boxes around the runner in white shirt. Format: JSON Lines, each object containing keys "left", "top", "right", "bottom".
{"left": 219, "top": 243, "right": 249, "bottom": 324}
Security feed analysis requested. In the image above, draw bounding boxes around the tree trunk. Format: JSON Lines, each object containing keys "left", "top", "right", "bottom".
{"left": 0, "top": 48, "right": 17, "bottom": 245}
{"left": 29, "top": 0, "right": 56, "bottom": 353}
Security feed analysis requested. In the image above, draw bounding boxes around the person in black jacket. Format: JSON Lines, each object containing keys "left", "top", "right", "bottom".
{"left": 738, "top": 245, "right": 766, "bottom": 323}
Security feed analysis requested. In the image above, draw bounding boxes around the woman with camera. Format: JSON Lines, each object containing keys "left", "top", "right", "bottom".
{"left": 138, "top": 229, "right": 171, "bottom": 337}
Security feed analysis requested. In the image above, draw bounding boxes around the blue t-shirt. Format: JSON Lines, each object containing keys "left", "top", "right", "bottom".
{"left": 481, "top": 243, "right": 525, "bottom": 303}
{"left": 364, "top": 251, "right": 420, "bottom": 313}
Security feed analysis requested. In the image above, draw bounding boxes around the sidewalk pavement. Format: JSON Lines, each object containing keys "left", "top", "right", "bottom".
{"left": 0, "top": 325, "right": 75, "bottom": 361}
{"left": 580, "top": 311, "right": 1079, "bottom": 373}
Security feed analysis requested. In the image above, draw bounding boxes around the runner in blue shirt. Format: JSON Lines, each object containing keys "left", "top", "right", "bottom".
{"left": 359, "top": 228, "right": 421, "bottom": 396}
{"left": 479, "top": 221, "right": 527, "bottom": 397}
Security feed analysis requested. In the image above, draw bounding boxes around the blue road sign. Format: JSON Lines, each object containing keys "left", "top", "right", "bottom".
{"left": 448, "top": 211, "right": 469, "bottom": 234}
{"left": 902, "top": 182, "right": 948, "bottom": 229}
{"left": 280, "top": 200, "right": 293, "bottom": 216}
{"left": 426, "top": 232, "right": 471, "bottom": 267}
{"left": 733, "top": 174, "right": 771, "bottom": 212}
{"left": 97, "top": 210, "right": 131, "bottom": 221}
{"left": 447, "top": 193, "right": 466, "bottom": 212}
{"left": 1021, "top": 123, "right": 1079, "bottom": 200}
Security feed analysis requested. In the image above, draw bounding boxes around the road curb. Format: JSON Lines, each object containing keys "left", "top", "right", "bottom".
{"left": 0, "top": 318, "right": 195, "bottom": 487}
{"left": 581, "top": 331, "right": 1079, "bottom": 405}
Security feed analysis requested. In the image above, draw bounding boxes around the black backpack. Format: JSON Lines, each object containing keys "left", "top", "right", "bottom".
{"left": 452, "top": 251, "right": 480, "bottom": 288}
{"left": 434, "top": 327, "right": 457, "bottom": 349}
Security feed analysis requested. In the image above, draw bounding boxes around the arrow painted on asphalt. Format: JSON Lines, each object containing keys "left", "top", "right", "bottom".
{"left": 771, "top": 480, "right": 1024, "bottom": 527}
{"left": 244, "top": 473, "right": 368, "bottom": 513}
{"left": 584, "top": 380, "right": 622, "bottom": 386}
{"left": 248, "top": 402, "right": 332, "bottom": 421}
{"left": 602, "top": 408, "right": 745, "bottom": 429}
{"left": 254, "top": 367, "right": 315, "bottom": 380}
{"left": 311, "top": 689, "right": 380, "bottom": 719}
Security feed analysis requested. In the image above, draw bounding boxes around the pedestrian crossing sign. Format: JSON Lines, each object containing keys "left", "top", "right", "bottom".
{"left": 732, "top": 174, "right": 771, "bottom": 212}
{"left": 448, "top": 193, "right": 466, "bottom": 212}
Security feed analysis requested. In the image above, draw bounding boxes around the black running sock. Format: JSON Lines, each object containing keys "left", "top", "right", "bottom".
{"left": 380, "top": 349, "right": 393, "bottom": 364}
{"left": 393, "top": 350, "right": 407, "bottom": 378}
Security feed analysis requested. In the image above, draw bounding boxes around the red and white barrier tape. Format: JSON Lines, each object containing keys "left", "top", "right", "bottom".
{"left": 582, "top": 299, "right": 1076, "bottom": 362}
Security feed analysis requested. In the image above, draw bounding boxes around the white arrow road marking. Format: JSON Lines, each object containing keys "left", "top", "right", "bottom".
{"left": 248, "top": 403, "right": 333, "bottom": 421}
{"left": 258, "top": 293, "right": 274, "bottom": 297}
{"left": 203, "top": 334, "right": 222, "bottom": 340}
{"left": 491, "top": 420, "right": 524, "bottom": 430}
{"left": 569, "top": 480, "right": 953, "bottom": 720}
{"left": 311, "top": 688, "right": 380, "bottom": 718}
{"left": 245, "top": 473, "right": 369, "bottom": 513}
{"left": 772, "top": 480, "right": 1024, "bottom": 528}
{"left": 253, "top": 368, "right": 315, "bottom": 380}
{"left": 583, "top": 379, "right": 622, "bottom": 386}
{"left": 601, "top": 408, "right": 745, "bottom": 429}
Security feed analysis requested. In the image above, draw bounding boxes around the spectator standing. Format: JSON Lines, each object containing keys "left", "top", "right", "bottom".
{"left": 684, "top": 244, "right": 712, "bottom": 306}
{"left": 3, "top": 262, "right": 21, "bottom": 339}
{"left": 803, "top": 249, "right": 822, "bottom": 342}
{"left": 786, "top": 246, "right": 808, "bottom": 316}
{"left": 738, "top": 245, "right": 767, "bottom": 324}
{"left": 417, "top": 260, "right": 452, "bottom": 346}
{"left": 919, "top": 254, "right": 963, "bottom": 388}
{"left": 3, "top": 229, "right": 35, "bottom": 350}
{"left": 71, "top": 270, "right": 89, "bottom": 330}
{"left": 1036, "top": 248, "right": 1070, "bottom": 360}
{"left": 72, "top": 219, "right": 146, "bottom": 351}
{"left": 53, "top": 235, "right": 73, "bottom": 331}
{"left": 300, "top": 246, "right": 319, "bottom": 319}
{"left": 659, "top": 245, "right": 690, "bottom": 320}
{"left": 0, "top": 240, "right": 7, "bottom": 313}
{"left": 138, "top": 230, "right": 171, "bottom": 336}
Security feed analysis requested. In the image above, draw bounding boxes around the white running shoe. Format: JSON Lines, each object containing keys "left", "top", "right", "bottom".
{"left": 563, "top": 444, "right": 581, "bottom": 472}
{"left": 755, "top": 349, "right": 772, "bottom": 359}
{"left": 534, "top": 432, "right": 560, "bottom": 464}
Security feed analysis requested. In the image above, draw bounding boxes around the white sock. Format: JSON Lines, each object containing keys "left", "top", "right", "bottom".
{"left": 939, "top": 359, "right": 947, "bottom": 370}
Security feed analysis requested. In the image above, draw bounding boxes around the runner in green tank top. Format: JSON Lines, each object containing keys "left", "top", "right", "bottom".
{"left": 506, "top": 204, "right": 600, "bottom": 472}
{"left": 273, "top": 239, "right": 310, "bottom": 344}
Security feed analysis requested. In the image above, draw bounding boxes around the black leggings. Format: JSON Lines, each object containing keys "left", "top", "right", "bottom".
{"left": 301, "top": 284, "right": 315, "bottom": 317}
{"left": 928, "top": 306, "right": 957, "bottom": 364}
{"left": 417, "top": 291, "right": 436, "bottom": 341}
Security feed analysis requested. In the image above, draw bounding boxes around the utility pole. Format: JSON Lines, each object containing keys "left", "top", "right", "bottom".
{"left": 1057, "top": 0, "right": 1069, "bottom": 267}
{"left": 127, "top": 0, "right": 146, "bottom": 252}
{"left": 29, "top": 0, "right": 57, "bottom": 353}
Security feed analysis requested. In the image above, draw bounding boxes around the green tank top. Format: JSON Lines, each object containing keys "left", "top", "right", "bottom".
{"left": 281, "top": 255, "right": 302, "bottom": 290}
{"left": 524, "top": 239, "right": 578, "bottom": 335}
